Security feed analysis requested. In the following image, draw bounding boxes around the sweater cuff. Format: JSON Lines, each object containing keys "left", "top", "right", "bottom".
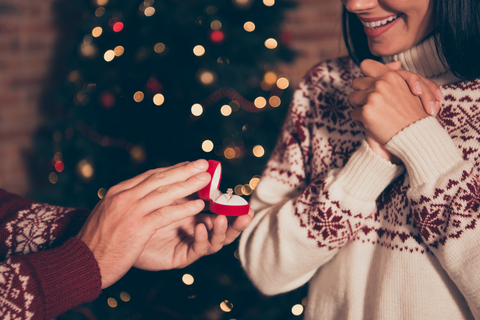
{"left": 25, "top": 237, "right": 101, "bottom": 319}
{"left": 335, "top": 140, "right": 405, "bottom": 201}
{"left": 385, "top": 117, "right": 464, "bottom": 188}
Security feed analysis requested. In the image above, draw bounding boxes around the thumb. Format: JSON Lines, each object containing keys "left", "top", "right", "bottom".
{"left": 385, "top": 61, "right": 402, "bottom": 71}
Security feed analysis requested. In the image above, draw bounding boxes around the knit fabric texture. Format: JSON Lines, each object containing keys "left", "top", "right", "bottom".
{"left": 239, "top": 36, "right": 480, "bottom": 319}
{"left": 0, "top": 189, "right": 101, "bottom": 319}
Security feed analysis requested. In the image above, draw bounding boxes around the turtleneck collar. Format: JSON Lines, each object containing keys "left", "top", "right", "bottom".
{"left": 382, "top": 36, "right": 460, "bottom": 86}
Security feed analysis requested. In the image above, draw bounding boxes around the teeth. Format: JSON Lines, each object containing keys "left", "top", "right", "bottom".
{"left": 361, "top": 15, "right": 398, "bottom": 30}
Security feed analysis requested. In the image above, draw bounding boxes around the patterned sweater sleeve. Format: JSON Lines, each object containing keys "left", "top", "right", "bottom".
{"left": 238, "top": 60, "right": 405, "bottom": 296}
{"left": 385, "top": 114, "right": 480, "bottom": 318}
{"left": 0, "top": 189, "right": 101, "bottom": 319}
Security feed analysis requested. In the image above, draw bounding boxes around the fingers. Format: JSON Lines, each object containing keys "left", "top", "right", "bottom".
{"left": 385, "top": 61, "right": 402, "bottom": 71}
{"left": 352, "top": 77, "right": 375, "bottom": 91}
{"left": 360, "top": 59, "right": 392, "bottom": 78}
{"left": 207, "top": 215, "right": 228, "bottom": 253}
{"left": 132, "top": 160, "right": 209, "bottom": 199}
{"left": 186, "top": 223, "right": 209, "bottom": 262}
{"left": 395, "top": 69, "right": 443, "bottom": 116}
{"left": 224, "top": 208, "right": 254, "bottom": 245}
{"left": 145, "top": 199, "right": 205, "bottom": 230}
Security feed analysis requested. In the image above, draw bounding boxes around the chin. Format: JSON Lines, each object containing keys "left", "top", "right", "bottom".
{"left": 368, "top": 43, "right": 404, "bottom": 57}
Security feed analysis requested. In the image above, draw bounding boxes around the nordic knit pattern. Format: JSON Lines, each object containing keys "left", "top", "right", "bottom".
{"left": 0, "top": 189, "right": 101, "bottom": 320}
{"left": 239, "top": 37, "right": 480, "bottom": 319}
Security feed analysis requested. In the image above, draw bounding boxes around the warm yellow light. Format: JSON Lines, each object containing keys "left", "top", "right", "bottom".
{"left": 120, "top": 292, "right": 131, "bottom": 302}
{"left": 302, "top": 297, "right": 308, "bottom": 306}
{"left": 264, "top": 71, "right": 277, "bottom": 85}
{"left": 276, "top": 76, "right": 290, "bottom": 89}
{"left": 129, "top": 145, "right": 146, "bottom": 163}
{"left": 78, "top": 160, "right": 93, "bottom": 179}
{"left": 244, "top": 21, "right": 255, "bottom": 32}
{"left": 211, "top": 20, "right": 222, "bottom": 30}
{"left": 114, "top": 46, "right": 124, "bottom": 56}
{"left": 265, "top": 38, "right": 278, "bottom": 49}
{"left": 253, "top": 145, "right": 265, "bottom": 157}
{"left": 95, "top": 7, "right": 105, "bottom": 17}
{"left": 263, "top": 0, "right": 275, "bottom": 6}
{"left": 133, "top": 91, "right": 144, "bottom": 102}
{"left": 96, "top": 0, "right": 108, "bottom": 6}
{"left": 182, "top": 274, "right": 194, "bottom": 285}
{"left": 107, "top": 298, "right": 117, "bottom": 308}
{"left": 49, "top": 172, "right": 58, "bottom": 184}
{"left": 292, "top": 304, "right": 304, "bottom": 316}
{"left": 154, "top": 42, "right": 166, "bottom": 53}
{"left": 199, "top": 71, "right": 215, "bottom": 85}
{"left": 193, "top": 45, "right": 205, "bottom": 56}
{"left": 153, "top": 93, "right": 165, "bottom": 106}
{"left": 191, "top": 103, "right": 203, "bottom": 116}
{"left": 254, "top": 97, "right": 267, "bottom": 109}
{"left": 269, "top": 96, "right": 281, "bottom": 107}
{"left": 220, "top": 105, "right": 232, "bottom": 116}
{"left": 144, "top": 7, "right": 155, "bottom": 16}
{"left": 92, "top": 26, "right": 103, "bottom": 37}
{"left": 220, "top": 300, "right": 233, "bottom": 312}
{"left": 104, "top": 50, "right": 115, "bottom": 62}
{"left": 202, "top": 140, "right": 214, "bottom": 152}
{"left": 234, "top": 185, "right": 243, "bottom": 195}
{"left": 249, "top": 176, "right": 260, "bottom": 189}
{"left": 97, "top": 188, "right": 107, "bottom": 199}
{"left": 242, "top": 184, "right": 253, "bottom": 195}
{"left": 224, "top": 148, "right": 236, "bottom": 159}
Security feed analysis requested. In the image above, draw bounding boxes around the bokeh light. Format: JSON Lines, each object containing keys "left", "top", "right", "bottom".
{"left": 107, "top": 298, "right": 118, "bottom": 308}
{"left": 120, "top": 292, "right": 131, "bottom": 302}
{"left": 154, "top": 42, "right": 166, "bottom": 53}
{"left": 133, "top": 91, "right": 144, "bottom": 102}
{"left": 220, "top": 105, "right": 232, "bottom": 116}
{"left": 264, "top": 71, "right": 277, "bottom": 85}
{"left": 263, "top": 0, "right": 275, "bottom": 6}
{"left": 220, "top": 300, "right": 233, "bottom": 312}
{"left": 113, "top": 22, "right": 124, "bottom": 32}
{"left": 292, "top": 304, "right": 304, "bottom": 316}
{"left": 277, "top": 76, "right": 290, "bottom": 89}
{"left": 104, "top": 50, "right": 115, "bottom": 62}
{"left": 97, "top": 188, "right": 107, "bottom": 199}
{"left": 182, "top": 274, "right": 194, "bottom": 285}
{"left": 202, "top": 140, "right": 214, "bottom": 152}
{"left": 114, "top": 46, "right": 124, "bottom": 56}
{"left": 193, "top": 45, "right": 205, "bottom": 56}
{"left": 153, "top": 93, "right": 165, "bottom": 106}
{"left": 77, "top": 160, "right": 94, "bottom": 179}
{"left": 244, "top": 21, "right": 255, "bottom": 32}
{"left": 224, "top": 148, "right": 236, "bottom": 159}
{"left": 49, "top": 172, "right": 58, "bottom": 184}
{"left": 211, "top": 20, "right": 222, "bottom": 30}
{"left": 269, "top": 96, "right": 281, "bottom": 107}
{"left": 95, "top": 0, "right": 108, "bottom": 6}
{"left": 249, "top": 176, "right": 260, "bottom": 189}
{"left": 253, "top": 145, "right": 265, "bottom": 157}
{"left": 191, "top": 103, "right": 203, "bottom": 116}
{"left": 199, "top": 71, "right": 215, "bottom": 85}
{"left": 144, "top": 7, "right": 155, "bottom": 16}
{"left": 254, "top": 97, "right": 267, "bottom": 109}
{"left": 95, "top": 7, "right": 105, "bottom": 17}
{"left": 92, "top": 26, "right": 103, "bottom": 37}
{"left": 265, "top": 38, "right": 278, "bottom": 49}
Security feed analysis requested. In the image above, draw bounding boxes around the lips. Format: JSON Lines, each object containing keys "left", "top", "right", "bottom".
{"left": 358, "top": 14, "right": 401, "bottom": 38}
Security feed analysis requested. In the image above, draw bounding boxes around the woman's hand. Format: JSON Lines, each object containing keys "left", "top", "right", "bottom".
{"left": 76, "top": 160, "right": 215, "bottom": 289}
{"left": 349, "top": 59, "right": 442, "bottom": 161}
{"left": 133, "top": 207, "right": 254, "bottom": 271}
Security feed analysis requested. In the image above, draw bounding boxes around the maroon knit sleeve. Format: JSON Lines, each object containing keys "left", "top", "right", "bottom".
{"left": 2, "top": 237, "right": 101, "bottom": 319}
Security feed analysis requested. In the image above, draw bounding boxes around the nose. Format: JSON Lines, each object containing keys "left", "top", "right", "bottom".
{"left": 342, "top": 0, "right": 377, "bottom": 13}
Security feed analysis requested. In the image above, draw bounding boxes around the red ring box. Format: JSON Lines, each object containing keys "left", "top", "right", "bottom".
{"left": 198, "top": 160, "right": 250, "bottom": 216}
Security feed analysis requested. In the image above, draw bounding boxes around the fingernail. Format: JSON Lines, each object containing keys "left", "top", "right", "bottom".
{"left": 435, "top": 89, "right": 444, "bottom": 101}
{"left": 196, "top": 172, "right": 208, "bottom": 180}
{"left": 195, "top": 199, "right": 204, "bottom": 208}
{"left": 194, "top": 160, "right": 207, "bottom": 170}
{"left": 415, "top": 82, "right": 422, "bottom": 95}
{"left": 429, "top": 101, "right": 435, "bottom": 116}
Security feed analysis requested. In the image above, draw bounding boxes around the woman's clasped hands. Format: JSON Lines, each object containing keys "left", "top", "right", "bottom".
{"left": 349, "top": 59, "right": 444, "bottom": 162}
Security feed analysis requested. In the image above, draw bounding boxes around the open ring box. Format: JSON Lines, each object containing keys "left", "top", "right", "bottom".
{"left": 197, "top": 160, "right": 250, "bottom": 216}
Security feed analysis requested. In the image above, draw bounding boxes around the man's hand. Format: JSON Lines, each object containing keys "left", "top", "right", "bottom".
{"left": 76, "top": 160, "right": 213, "bottom": 289}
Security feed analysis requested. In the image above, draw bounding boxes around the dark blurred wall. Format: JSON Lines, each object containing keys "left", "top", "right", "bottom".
{"left": 0, "top": 0, "right": 346, "bottom": 195}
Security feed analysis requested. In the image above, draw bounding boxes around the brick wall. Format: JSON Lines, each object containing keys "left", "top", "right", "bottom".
{"left": 0, "top": 0, "right": 346, "bottom": 195}
{"left": 0, "top": 0, "right": 57, "bottom": 195}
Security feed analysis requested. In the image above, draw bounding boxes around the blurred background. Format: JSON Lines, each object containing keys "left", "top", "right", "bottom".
{"left": 0, "top": 0, "right": 346, "bottom": 318}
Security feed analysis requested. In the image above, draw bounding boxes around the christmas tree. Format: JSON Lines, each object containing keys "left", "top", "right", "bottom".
{"left": 29, "top": 0, "right": 309, "bottom": 318}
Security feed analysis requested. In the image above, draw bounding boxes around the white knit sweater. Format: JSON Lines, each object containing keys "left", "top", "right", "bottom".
{"left": 239, "top": 36, "right": 480, "bottom": 319}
